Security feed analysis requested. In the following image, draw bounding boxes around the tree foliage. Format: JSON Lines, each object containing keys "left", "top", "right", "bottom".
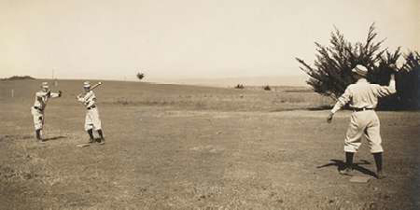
{"left": 296, "top": 23, "right": 419, "bottom": 110}
{"left": 136, "top": 72, "right": 145, "bottom": 81}
{"left": 396, "top": 52, "right": 420, "bottom": 109}
{"left": 234, "top": 84, "right": 244, "bottom": 89}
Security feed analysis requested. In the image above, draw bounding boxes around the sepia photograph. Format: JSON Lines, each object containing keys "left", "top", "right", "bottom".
{"left": 0, "top": 0, "right": 419, "bottom": 209}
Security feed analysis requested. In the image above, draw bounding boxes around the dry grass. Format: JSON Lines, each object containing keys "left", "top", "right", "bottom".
{"left": 0, "top": 79, "right": 419, "bottom": 209}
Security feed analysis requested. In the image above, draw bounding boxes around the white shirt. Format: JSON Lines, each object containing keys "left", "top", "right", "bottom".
{"left": 331, "top": 78, "right": 396, "bottom": 113}
{"left": 33, "top": 90, "right": 60, "bottom": 110}
{"left": 78, "top": 91, "right": 96, "bottom": 108}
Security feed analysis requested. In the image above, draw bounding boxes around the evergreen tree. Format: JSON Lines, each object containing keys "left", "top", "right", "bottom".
{"left": 296, "top": 23, "right": 419, "bottom": 110}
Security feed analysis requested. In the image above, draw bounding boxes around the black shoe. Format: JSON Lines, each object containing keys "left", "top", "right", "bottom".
{"left": 99, "top": 138, "right": 105, "bottom": 145}
{"left": 88, "top": 139, "right": 95, "bottom": 144}
{"left": 339, "top": 168, "right": 354, "bottom": 176}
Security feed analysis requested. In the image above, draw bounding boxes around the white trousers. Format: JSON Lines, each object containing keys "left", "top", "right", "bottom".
{"left": 85, "top": 107, "right": 102, "bottom": 131}
{"left": 344, "top": 110, "right": 383, "bottom": 153}
{"left": 31, "top": 107, "right": 44, "bottom": 130}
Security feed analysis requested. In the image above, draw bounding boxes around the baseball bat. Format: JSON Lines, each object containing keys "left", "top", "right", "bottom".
{"left": 77, "top": 82, "right": 102, "bottom": 98}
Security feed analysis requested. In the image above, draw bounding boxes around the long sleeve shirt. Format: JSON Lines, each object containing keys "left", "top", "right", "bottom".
{"left": 33, "top": 90, "right": 60, "bottom": 111}
{"left": 331, "top": 78, "right": 396, "bottom": 113}
{"left": 77, "top": 91, "right": 97, "bottom": 108}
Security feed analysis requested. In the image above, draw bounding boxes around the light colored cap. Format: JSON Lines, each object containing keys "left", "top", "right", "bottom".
{"left": 83, "top": 81, "right": 91, "bottom": 88}
{"left": 41, "top": 82, "right": 49, "bottom": 89}
{"left": 352, "top": 65, "right": 368, "bottom": 77}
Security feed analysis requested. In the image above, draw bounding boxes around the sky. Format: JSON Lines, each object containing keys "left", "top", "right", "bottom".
{"left": 0, "top": 0, "right": 418, "bottom": 83}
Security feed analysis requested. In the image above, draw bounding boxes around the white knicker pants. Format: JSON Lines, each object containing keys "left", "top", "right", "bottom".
{"left": 31, "top": 107, "right": 44, "bottom": 130}
{"left": 85, "top": 107, "right": 102, "bottom": 131}
{"left": 344, "top": 110, "right": 383, "bottom": 153}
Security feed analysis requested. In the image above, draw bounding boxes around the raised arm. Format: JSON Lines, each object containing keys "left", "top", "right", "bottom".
{"left": 374, "top": 74, "right": 396, "bottom": 97}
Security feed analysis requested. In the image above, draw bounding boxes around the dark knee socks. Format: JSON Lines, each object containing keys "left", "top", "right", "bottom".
{"left": 35, "top": 129, "right": 42, "bottom": 140}
{"left": 87, "top": 129, "right": 94, "bottom": 140}
{"left": 373, "top": 152, "right": 383, "bottom": 172}
{"left": 97, "top": 129, "right": 104, "bottom": 140}
{"left": 345, "top": 152, "right": 354, "bottom": 169}
{"left": 87, "top": 129, "right": 104, "bottom": 142}
{"left": 344, "top": 152, "right": 383, "bottom": 172}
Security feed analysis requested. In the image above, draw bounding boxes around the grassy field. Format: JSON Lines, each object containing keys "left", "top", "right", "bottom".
{"left": 0, "top": 79, "right": 419, "bottom": 210}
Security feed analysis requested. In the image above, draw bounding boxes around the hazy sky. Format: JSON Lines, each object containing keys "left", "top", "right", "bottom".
{"left": 0, "top": 0, "right": 418, "bottom": 81}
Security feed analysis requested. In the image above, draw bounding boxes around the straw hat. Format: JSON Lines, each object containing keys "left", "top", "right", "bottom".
{"left": 352, "top": 65, "right": 368, "bottom": 77}
{"left": 41, "top": 82, "right": 49, "bottom": 89}
{"left": 83, "top": 81, "right": 91, "bottom": 88}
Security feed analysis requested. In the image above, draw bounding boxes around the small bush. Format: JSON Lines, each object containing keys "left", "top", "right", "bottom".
{"left": 263, "top": 85, "right": 271, "bottom": 91}
{"left": 136, "top": 72, "right": 145, "bottom": 81}
{"left": 234, "top": 84, "right": 244, "bottom": 89}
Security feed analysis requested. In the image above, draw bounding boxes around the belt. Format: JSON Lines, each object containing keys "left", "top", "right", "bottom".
{"left": 87, "top": 105, "right": 96, "bottom": 110}
{"left": 353, "top": 107, "right": 374, "bottom": 112}
{"left": 33, "top": 106, "right": 43, "bottom": 111}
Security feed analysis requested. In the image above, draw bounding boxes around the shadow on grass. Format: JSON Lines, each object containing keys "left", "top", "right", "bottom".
{"left": 43, "top": 136, "right": 66, "bottom": 141}
{"left": 317, "top": 159, "right": 377, "bottom": 178}
{"left": 0, "top": 134, "right": 35, "bottom": 141}
{"left": 306, "top": 105, "right": 333, "bottom": 111}
{"left": 270, "top": 105, "right": 333, "bottom": 112}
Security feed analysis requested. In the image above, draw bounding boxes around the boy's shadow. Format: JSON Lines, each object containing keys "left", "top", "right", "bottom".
{"left": 43, "top": 136, "right": 66, "bottom": 142}
{"left": 317, "top": 159, "right": 377, "bottom": 177}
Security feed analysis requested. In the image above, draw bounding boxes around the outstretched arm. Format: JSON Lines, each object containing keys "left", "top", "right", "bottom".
{"left": 50, "top": 91, "right": 62, "bottom": 98}
{"left": 327, "top": 87, "right": 352, "bottom": 123}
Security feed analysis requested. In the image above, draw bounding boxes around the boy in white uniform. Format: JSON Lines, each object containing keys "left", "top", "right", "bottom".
{"left": 327, "top": 65, "right": 396, "bottom": 179}
{"left": 31, "top": 82, "right": 62, "bottom": 141}
{"left": 77, "top": 81, "right": 105, "bottom": 144}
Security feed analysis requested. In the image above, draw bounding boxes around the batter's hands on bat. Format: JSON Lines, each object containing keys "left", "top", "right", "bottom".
{"left": 327, "top": 112, "right": 334, "bottom": 123}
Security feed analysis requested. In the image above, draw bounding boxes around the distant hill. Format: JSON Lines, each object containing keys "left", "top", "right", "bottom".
{"left": 1, "top": 75, "right": 35, "bottom": 81}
